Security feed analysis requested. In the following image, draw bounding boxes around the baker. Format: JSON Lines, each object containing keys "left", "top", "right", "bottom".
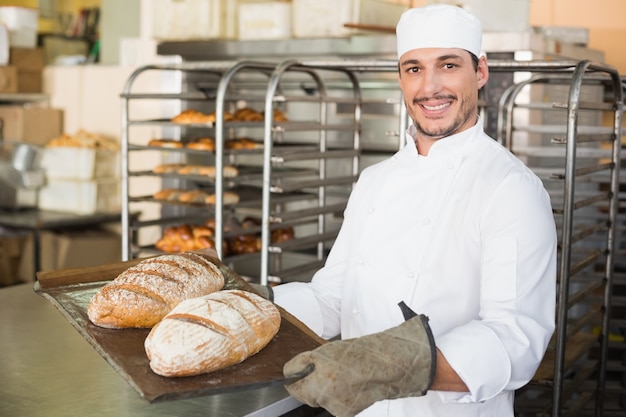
{"left": 274, "top": 4, "right": 558, "bottom": 417}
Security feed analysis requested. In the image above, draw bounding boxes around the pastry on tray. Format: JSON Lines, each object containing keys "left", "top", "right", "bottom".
{"left": 172, "top": 109, "right": 216, "bottom": 124}
{"left": 186, "top": 137, "right": 215, "bottom": 151}
{"left": 148, "top": 139, "right": 183, "bottom": 148}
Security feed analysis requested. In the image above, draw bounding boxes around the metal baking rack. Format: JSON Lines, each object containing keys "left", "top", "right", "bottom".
{"left": 492, "top": 60, "right": 623, "bottom": 417}
{"left": 119, "top": 60, "right": 364, "bottom": 286}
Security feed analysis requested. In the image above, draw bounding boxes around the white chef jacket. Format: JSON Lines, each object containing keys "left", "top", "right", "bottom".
{"left": 274, "top": 118, "right": 557, "bottom": 417}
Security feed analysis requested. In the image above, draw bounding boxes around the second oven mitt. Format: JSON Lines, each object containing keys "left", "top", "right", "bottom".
{"left": 283, "top": 312, "right": 437, "bottom": 417}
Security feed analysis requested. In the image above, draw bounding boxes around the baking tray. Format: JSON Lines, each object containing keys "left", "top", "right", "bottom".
{"left": 33, "top": 250, "right": 324, "bottom": 403}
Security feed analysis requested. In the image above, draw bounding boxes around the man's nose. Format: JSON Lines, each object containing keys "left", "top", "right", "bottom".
{"left": 421, "top": 70, "right": 442, "bottom": 96}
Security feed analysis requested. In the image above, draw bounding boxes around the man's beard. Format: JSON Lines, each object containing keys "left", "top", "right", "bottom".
{"left": 411, "top": 95, "right": 475, "bottom": 139}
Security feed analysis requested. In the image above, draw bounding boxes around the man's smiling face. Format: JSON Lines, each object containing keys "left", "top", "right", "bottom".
{"left": 398, "top": 47, "right": 489, "bottom": 153}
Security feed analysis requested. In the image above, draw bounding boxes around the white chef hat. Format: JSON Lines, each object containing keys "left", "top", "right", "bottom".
{"left": 396, "top": 4, "right": 483, "bottom": 59}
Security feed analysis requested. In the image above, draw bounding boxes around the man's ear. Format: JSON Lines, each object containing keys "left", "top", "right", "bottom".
{"left": 477, "top": 56, "right": 489, "bottom": 89}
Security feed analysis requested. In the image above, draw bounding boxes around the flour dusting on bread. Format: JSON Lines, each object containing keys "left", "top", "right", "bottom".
{"left": 87, "top": 252, "right": 224, "bottom": 329}
{"left": 144, "top": 289, "right": 280, "bottom": 377}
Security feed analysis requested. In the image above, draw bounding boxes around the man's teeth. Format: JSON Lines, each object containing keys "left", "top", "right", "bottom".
{"left": 423, "top": 103, "right": 450, "bottom": 111}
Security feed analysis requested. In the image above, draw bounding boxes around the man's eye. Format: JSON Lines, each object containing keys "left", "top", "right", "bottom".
{"left": 443, "top": 63, "right": 456, "bottom": 69}
{"left": 408, "top": 67, "right": 420, "bottom": 73}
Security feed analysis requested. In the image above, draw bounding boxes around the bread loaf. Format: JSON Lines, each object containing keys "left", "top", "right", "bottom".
{"left": 87, "top": 252, "right": 225, "bottom": 329}
{"left": 144, "top": 289, "right": 281, "bottom": 377}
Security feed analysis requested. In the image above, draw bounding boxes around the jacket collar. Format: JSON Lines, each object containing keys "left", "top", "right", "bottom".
{"left": 404, "top": 116, "right": 483, "bottom": 159}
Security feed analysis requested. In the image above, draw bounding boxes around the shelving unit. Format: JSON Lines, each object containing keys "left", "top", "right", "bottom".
{"left": 120, "top": 61, "right": 235, "bottom": 261}
{"left": 255, "top": 60, "right": 363, "bottom": 285}
{"left": 119, "top": 60, "right": 364, "bottom": 286}
{"left": 493, "top": 60, "right": 623, "bottom": 417}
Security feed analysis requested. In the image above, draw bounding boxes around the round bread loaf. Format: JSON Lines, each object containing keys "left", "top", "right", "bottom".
{"left": 145, "top": 289, "right": 281, "bottom": 377}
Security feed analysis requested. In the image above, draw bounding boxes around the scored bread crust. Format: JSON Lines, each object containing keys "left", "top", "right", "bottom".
{"left": 144, "top": 289, "right": 281, "bottom": 377}
{"left": 87, "top": 252, "right": 225, "bottom": 329}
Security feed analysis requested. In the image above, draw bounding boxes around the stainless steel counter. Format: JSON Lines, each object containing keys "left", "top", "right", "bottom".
{"left": 0, "top": 283, "right": 301, "bottom": 417}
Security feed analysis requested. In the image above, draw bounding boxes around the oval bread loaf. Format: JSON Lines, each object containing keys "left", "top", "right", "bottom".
{"left": 87, "top": 252, "right": 224, "bottom": 329}
{"left": 144, "top": 289, "right": 281, "bottom": 377}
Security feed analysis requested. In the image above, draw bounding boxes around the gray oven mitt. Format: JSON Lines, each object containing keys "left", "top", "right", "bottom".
{"left": 283, "top": 310, "right": 436, "bottom": 417}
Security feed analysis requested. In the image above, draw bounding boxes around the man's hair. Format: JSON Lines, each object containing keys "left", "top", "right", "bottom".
{"left": 470, "top": 53, "right": 479, "bottom": 71}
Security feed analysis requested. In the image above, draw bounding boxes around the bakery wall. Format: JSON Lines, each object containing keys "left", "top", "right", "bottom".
{"left": 407, "top": 0, "right": 626, "bottom": 73}
{"left": 529, "top": 0, "right": 626, "bottom": 73}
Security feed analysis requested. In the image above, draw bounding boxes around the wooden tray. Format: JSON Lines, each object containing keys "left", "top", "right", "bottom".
{"left": 34, "top": 251, "right": 324, "bottom": 403}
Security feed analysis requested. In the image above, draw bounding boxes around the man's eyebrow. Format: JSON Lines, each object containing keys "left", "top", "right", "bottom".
{"left": 437, "top": 54, "right": 464, "bottom": 62}
{"left": 399, "top": 58, "right": 420, "bottom": 67}
{"left": 399, "top": 53, "right": 465, "bottom": 68}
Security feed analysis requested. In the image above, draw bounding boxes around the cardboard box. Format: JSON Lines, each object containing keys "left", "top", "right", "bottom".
{"left": 0, "top": 7, "right": 38, "bottom": 48}
{"left": 0, "top": 106, "right": 64, "bottom": 146}
{"left": 19, "top": 228, "right": 122, "bottom": 281}
{"left": 292, "top": 0, "right": 407, "bottom": 38}
{"left": 41, "top": 147, "right": 120, "bottom": 180}
{"left": 9, "top": 47, "right": 44, "bottom": 92}
{"left": 428, "top": 0, "right": 530, "bottom": 32}
{"left": 9, "top": 47, "right": 44, "bottom": 71}
{"left": 238, "top": 2, "right": 291, "bottom": 40}
{"left": 15, "top": 70, "right": 41, "bottom": 93}
{"left": 0, "top": 66, "right": 17, "bottom": 92}
{"left": 0, "top": 233, "right": 27, "bottom": 286}
{"left": 38, "top": 177, "right": 121, "bottom": 215}
{"left": 152, "top": 0, "right": 236, "bottom": 41}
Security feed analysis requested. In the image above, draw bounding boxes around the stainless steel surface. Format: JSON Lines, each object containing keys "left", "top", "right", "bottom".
{"left": 10, "top": 142, "right": 43, "bottom": 171}
{"left": 0, "top": 283, "right": 298, "bottom": 417}
{"left": 156, "top": 32, "right": 605, "bottom": 62}
{"left": 0, "top": 93, "right": 50, "bottom": 105}
{"left": 494, "top": 60, "right": 623, "bottom": 417}
{"left": 0, "top": 210, "right": 130, "bottom": 278}
{"left": 0, "top": 141, "right": 45, "bottom": 210}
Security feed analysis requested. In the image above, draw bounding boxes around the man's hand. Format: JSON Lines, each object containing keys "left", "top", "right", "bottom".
{"left": 283, "top": 314, "right": 436, "bottom": 417}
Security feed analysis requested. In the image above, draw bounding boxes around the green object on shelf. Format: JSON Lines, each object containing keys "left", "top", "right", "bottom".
{"left": 87, "top": 39, "right": 100, "bottom": 64}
